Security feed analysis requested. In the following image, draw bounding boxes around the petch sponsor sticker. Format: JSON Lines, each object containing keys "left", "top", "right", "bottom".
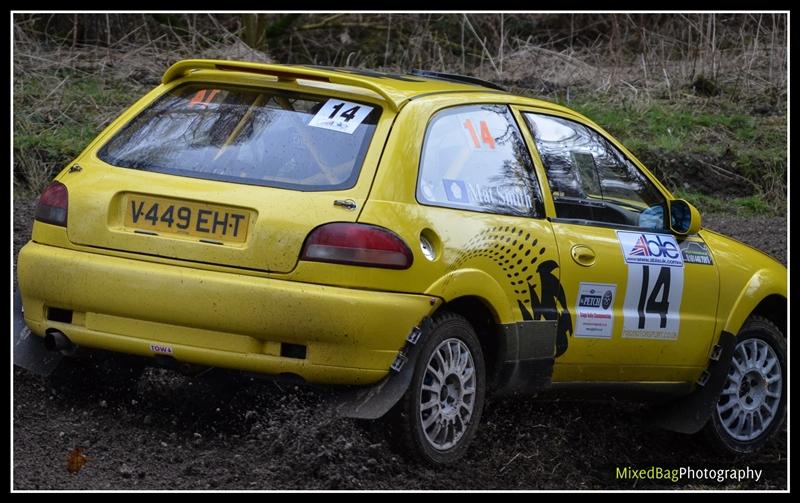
{"left": 575, "top": 282, "right": 616, "bottom": 339}
{"left": 308, "top": 99, "right": 373, "bottom": 134}
{"left": 617, "top": 231, "right": 684, "bottom": 267}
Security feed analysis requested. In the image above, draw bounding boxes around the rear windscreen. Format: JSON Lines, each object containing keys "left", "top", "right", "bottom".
{"left": 97, "top": 84, "right": 381, "bottom": 191}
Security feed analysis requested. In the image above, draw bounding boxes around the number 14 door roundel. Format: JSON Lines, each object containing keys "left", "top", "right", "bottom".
{"left": 617, "top": 231, "right": 684, "bottom": 341}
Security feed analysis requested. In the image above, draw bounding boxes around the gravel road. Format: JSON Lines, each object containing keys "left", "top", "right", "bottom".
{"left": 12, "top": 198, "right": 787, "bottom": 490}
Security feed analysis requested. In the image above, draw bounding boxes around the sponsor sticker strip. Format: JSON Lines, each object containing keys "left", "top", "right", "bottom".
{"left": 441, "top": 178, "right": 534, "bottom": 211}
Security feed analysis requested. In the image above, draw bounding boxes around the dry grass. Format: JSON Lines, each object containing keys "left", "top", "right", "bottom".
{"left": 14, "top": 14, "right": 787, "bottom": 97}
{"left": 12, "top": 13, "right": 787, "bottom": 202}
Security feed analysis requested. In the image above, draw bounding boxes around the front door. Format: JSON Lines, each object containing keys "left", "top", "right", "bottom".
{"left": 517, "top": 109, "right": 719, "bottom": 382}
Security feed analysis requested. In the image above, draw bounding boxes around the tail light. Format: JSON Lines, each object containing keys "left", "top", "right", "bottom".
{"left": 34, "top": 181, "right": 68, "bottom": 227}
{"left": 301, "top": 223, "right": 413, "bottom": 269}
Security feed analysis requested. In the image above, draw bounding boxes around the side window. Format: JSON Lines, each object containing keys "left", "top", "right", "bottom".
{"left": 417, "top": 105, "right": 543, "bottom": 217}
{"left": 524, "top": 112, "right": 667, "bottom": 230}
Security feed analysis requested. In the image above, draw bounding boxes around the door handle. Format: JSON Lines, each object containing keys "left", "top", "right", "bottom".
{"left": 571, "top": 244, "right": 596, "bottom": 266}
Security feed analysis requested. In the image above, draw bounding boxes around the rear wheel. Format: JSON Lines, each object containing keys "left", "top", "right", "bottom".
{"left": 705, "top": 316, "right": 786, "bottom": 454}
{"left": 389, "top": 312, "right": 486, "bottom": 465}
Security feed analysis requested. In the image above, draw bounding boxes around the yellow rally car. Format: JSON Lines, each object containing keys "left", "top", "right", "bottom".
{"left": 16, "top": 60, "right": 786, "bottom": 465}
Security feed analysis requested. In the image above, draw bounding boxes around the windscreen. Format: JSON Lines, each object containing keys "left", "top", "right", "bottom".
{"left": 98, "top": 84, "right": 381, "bottom": 191}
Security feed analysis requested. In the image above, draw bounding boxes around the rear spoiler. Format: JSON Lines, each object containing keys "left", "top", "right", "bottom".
{"left": 162, "top": 59, "right": 401, "bottom": 111}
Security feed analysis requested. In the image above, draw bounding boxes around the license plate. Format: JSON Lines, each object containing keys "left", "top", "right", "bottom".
{"left": 123, "top": 195, "right": 251, "bottom": 243}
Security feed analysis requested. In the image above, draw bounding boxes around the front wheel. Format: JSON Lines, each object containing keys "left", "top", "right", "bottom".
{"left": 704, "top": 316, "right": 786, "bottom": 454}
{"left": 390, "top": 312, "right": 486, "bottom": 465}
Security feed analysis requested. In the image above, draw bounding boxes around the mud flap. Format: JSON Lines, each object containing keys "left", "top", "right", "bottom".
{"left": 13, "top": 289, "right": 63, "bottom": 376}
{"left": 327, "top": 319, "right": 432, "bottom": 420}
{"left": 649, "top": 331, "right": 737, "bottom": 434}
{"left": 492, "top": 320, "right": 557, "bottom": 396}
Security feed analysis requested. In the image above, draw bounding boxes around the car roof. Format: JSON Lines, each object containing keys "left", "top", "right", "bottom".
{"left": 162, "top": 59, "right": 568, "bottom": 113}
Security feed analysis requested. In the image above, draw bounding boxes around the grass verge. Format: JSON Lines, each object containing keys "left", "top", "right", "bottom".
{"left": 14, "top": 64, "right": 148, "bottom": 197}
{"left": 567, "top": 97, "right": 786, "bottom": 202}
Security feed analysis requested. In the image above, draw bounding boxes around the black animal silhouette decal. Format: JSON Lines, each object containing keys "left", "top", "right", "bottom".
{"left": 448, "top": 226, "right": 573, "bottom": 356}
{"left": 517, "top": 259, "right": 572, "bottom": 357}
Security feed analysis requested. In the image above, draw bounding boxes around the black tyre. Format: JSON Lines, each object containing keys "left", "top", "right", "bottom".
{"left": 704, "top": 316, "right": 786, "bottom": 454}
{"left": 390, "top": 312, "right": 486, "bottom": 465}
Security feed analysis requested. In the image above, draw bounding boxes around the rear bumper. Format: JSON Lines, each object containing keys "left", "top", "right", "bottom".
{"left": 17, "top": 242, "right": 440, "bottom": 385}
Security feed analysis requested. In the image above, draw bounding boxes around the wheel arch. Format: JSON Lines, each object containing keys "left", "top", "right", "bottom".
{"left": 425, "top": 269, "right": 557, "bottom": 396}
{"left": 748, "top": 294, "right": 786, "bottom": 338}
{"left": 721, "top": 267, "right": 787, "bottom": 338}
{"left": 433, "top": 295, "right": 503, "bottom": 386}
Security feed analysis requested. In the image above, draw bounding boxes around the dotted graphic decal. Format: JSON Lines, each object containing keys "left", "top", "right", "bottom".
{"left": 447, "top": 226, "right": 573, "bottom": 356}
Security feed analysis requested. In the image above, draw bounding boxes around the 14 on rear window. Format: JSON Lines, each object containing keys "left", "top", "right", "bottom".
{"left": 98, "top": 85, "right": 381, "bottom": 191}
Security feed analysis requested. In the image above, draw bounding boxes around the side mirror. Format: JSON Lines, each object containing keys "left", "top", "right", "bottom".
{"left": 669, "top": 199, "right": 701, "bottom": 236}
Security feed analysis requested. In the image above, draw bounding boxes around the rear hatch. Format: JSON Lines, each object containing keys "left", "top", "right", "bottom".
{"left": 64, "top": 83, "right": 387, "bottom": 273}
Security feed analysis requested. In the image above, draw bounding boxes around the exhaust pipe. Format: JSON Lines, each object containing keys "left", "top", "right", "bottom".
{"left": 44, "top": 329, "right": 73, "bottom": 352}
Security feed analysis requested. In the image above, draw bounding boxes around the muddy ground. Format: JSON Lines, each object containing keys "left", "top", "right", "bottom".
{"left": 12, "top": 198, "right": 787, "bottom": 490}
